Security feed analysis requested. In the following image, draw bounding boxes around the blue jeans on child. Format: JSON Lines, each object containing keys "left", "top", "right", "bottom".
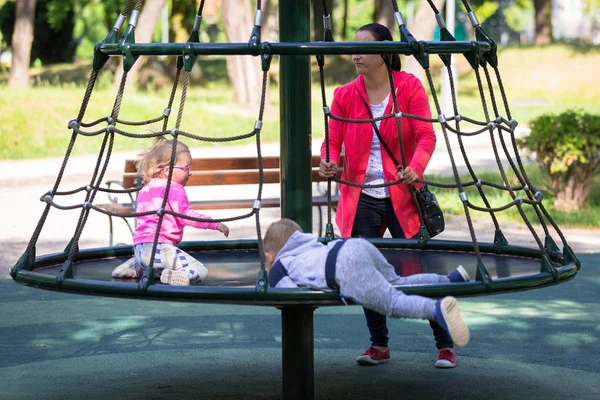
{"left": 351, "top": 193, "right": 453, "bottom": 349}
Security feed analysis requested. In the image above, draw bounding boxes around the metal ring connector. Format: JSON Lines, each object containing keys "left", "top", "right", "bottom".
{"left": 129, "top": 10, "right": 140, "bottom": 27}
{"left": 193, "top": 15, "right": 202, "bottom": 31}
{"left": 468, "top": 11, "right": 480, "bottom": 27}
{"left": 254, "top": 10, "right": 263, "bottom": 27}
{"left": 435, "top": 13, "right": 445, "bottom": 28}
{"left": 394, "top": 11, "right": 406, "bottom": 27}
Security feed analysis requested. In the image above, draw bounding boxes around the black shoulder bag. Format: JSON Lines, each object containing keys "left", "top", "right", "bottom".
{"left": 360, "top": 96, "right": 444, "bottom": 238}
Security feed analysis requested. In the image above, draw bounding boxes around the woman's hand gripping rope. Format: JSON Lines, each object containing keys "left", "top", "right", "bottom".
{"left": 319, "top": 159, "right": 338, "bottom": 179}
{"left": 397, "top": 166, "right": 418, "bottom": 185}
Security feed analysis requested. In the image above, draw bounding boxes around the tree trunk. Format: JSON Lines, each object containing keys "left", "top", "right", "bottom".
{"left": 374, "top": 0, "right": 395, "bottom": 32}
{"left": 551, "top": 166, "right": 596, "bottom": 211}
{"left": 222, "top": 0, "right": 263, "bottom": 106}
{"left": 9, "top": 0, "right": 37, "bottom": 88}
{"left": 462, "top": 13, "right": 475, "bottom": 41}
{"left": 402, "top": 0, "right": 445, "bottom": 83}
{"left": 312, "top": 0, "right": 334, "bottom": 41}
{"left": 341, "top": 0, "right": 349, "bottom": 40}
{"left": 534, "top": 0, "right": 553, "bottom": 44}
{"left": 582, "top": 0, "right": 597, "bottom": 43}
{"left": 261, "top": 0, "right": 272, "bottom": 42}
{"left": 113, "top": 0, "right": 166, "bottom": 89}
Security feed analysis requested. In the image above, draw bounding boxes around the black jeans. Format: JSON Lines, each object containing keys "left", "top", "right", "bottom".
{"left": 351, "top": 193, "right": 453, "bottom": 350}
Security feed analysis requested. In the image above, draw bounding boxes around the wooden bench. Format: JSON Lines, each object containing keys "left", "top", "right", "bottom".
{"left": 98, "top": 154, "right": 343, "bottom": 245}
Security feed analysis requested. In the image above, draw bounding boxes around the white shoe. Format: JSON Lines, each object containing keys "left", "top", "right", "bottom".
{"left": 448, "top": 265, "right": 471, "bottom": 283}
{"left": 456, "top": 265, "right": 471, "bottom": 282}
{"left": 111, "top": 257, "right": 138, "bottom": 279}
{"left": 436, "top": 297, "right": 470, "bottom": 347}
{"left": 160, "top": 269, "right": 190, "bottom": 286}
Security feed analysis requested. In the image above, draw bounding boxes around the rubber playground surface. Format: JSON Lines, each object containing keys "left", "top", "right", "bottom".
{"left": 1, "top": 252, "right": 599, "bottom": 400}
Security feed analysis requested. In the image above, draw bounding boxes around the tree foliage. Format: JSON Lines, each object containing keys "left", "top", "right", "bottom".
{"left": 518, "top": 109, "right": 600, "bottom": 210}
{"left": 1, "top": 0, "right": 77, "bottom": 65}
{"left": 503, "top": 0, "right": 533, "bottom": 34}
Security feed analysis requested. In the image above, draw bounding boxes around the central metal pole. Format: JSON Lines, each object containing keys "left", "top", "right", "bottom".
{"left": 279, "top": 0, "right": 312, "bottom": 232}
{"left": 278, "top": 2, "right": 315, "bottom": 399}
{"left": 281, "top": 306, "right": 315, "bottom": 400}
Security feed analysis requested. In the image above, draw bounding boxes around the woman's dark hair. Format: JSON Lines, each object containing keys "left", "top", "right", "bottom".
{"left": 357, "top": 23, "right": 401, "bottom": 72}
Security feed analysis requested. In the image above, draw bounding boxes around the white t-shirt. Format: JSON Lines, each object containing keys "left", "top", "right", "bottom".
{"left": 362, "top": 95, "right": 390, "bottom": 198}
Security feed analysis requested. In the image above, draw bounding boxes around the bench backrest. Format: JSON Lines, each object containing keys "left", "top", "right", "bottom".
{"left": 122, "top": 154, "right": 344, "bottom": 188}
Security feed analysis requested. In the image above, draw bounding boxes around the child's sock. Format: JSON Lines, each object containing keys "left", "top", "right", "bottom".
{"left": 447, "top": 265, "right": 471, "bottom": 283}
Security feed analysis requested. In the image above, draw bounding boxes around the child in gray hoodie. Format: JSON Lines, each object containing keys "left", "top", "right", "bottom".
{"left": 263, "top": 219, "right": 470, "bottom": 348}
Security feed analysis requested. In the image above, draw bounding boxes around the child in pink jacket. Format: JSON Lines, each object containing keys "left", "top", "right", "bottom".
{"left": 112, "top": 139, "right": 229, "bottom": 286}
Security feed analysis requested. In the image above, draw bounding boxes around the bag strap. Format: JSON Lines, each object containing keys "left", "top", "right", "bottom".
{"left": 359, "top": 95, "right": 428, "bottom": 193}
{"left": 360, "top": 94, "right": 430, "bottom": 229}
{"left": 359, "top": 95, "right": 403, "bottom": 170}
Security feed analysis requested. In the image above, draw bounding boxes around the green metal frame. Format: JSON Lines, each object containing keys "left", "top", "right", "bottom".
{"left": 12, "top": 239, "right": 579, "bottom": 302}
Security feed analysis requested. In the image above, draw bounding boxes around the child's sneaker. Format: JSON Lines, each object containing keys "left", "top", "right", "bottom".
{"left": 160, "top": 269, "right": 190, "bottom": 286}
{"left": 355, "top": 347, "right": 391, "bottom": 365}
{"left": 447, "top": 265, "right": 471, "bottom": 283}
{"left": 111, "top": 257, "right": 138, "bottom": 279}
{"left": 434, "top": 348, "right": 457, "bottom": 368}
{"left": 434, "top": 297, "right": 470, "bottom": 347}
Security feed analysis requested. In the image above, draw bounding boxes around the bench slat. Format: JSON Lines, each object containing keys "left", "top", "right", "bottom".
{"left": 122, "top": 169, "right": 341, "bottom": 188}
{"left": 123, "top": 170, "right": 285, "bottom": 188}
{"left": 121, "top": 159, "right": 343, "bottom": 189}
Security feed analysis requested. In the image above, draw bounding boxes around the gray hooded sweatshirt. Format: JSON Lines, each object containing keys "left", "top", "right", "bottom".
{"left": 268, "top": 231, "right": 446, "bottom": 320}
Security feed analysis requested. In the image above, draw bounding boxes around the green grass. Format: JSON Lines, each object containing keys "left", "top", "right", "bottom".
{"left": 428, "top": 166, "right": 600, "bottom": 229}
{"left": 3, "top": 44, "right": 600, "bottom": 160}
{"left": 426, "top": 43, "right": 600, "bottom": 123}
{"left": 0, "top": 82, "right": 283, "bottom": 160}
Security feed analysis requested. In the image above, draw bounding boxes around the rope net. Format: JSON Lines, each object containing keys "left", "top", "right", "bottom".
{"left": 12, "top": 0, "right": 580, "bottom": 292}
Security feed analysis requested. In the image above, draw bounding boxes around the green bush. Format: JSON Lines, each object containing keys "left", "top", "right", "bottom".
{"left": 517, "top": 109, "right": 600, "bottom": 210}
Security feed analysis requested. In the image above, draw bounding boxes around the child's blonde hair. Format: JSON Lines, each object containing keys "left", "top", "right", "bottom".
{"left": 263, "top": 218, "right": 303, "bottom": 257}
{"left": 136, "top": 138, "right": 191, "bottom": 183}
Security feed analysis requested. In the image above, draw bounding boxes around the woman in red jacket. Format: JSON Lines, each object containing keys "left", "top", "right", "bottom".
{"left": 319, "top": 23, "right": 457, "bottom": 369}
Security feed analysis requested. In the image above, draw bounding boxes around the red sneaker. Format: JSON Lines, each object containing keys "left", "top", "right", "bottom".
{"left": 355, "top": 347, "right": 391, "bottom": 365}
{"left": 434, "top": 348, "right": 457, "bottom": 368}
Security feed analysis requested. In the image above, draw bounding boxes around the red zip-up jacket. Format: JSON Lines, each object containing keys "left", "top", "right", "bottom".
{"left": 321, "top": 70, "right": 436, "bottom": 239}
